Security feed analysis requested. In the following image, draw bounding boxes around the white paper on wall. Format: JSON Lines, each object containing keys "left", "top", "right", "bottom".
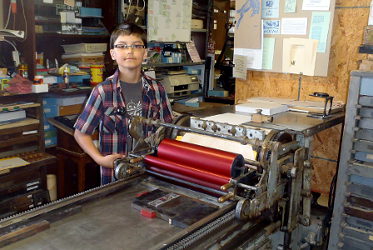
{"left": 147, "top": 0, "right": 192, "bottom": 42}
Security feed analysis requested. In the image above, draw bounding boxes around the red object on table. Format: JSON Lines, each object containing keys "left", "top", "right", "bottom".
{"left": 156, "top": 138, "right": 244, "bottom": 178}
{"left": 145, "top": 156, "right": 230, "bottom": 186}
{"left": 144, "top": 139, "right": 245, "bottom": 192}
{"left": 147, "top": 166, "right": 223, "bottom": 191}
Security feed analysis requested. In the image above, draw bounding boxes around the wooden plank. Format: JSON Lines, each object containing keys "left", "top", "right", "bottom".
{"left": 59, "top": 104, "right": 84, "bottom": 116}
{"left": 0, "top": 103, "right": 40, "bottom": 112}
{"left": 235, "top": 0, "right": 370, "bottom": 104}
{"left": 0, "top": 220, "right": 50, "bottom": 247}
{"left": 0, "top": 118, "right": 39, "bottom": 131}
{"left": 0, "top": 134, "right": 39, "bottom": 149}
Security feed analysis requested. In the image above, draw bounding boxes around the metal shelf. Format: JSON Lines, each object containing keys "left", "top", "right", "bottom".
{"left": 145, "top": 61, "right": 205, "bottom": 68}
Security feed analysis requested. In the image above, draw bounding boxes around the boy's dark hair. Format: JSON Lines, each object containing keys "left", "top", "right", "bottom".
{"left": 110, "top": 22, "right": 147, "bottom": 49}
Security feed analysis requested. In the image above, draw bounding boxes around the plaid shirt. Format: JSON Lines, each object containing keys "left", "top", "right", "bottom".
{"left": 74, "top": 69, "right": 173, "bottom": 184}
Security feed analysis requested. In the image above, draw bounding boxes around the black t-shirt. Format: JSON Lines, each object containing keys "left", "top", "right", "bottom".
{"left": 120, "top": 80, "right": 142, "bottom": 153}
{"left": 120, "top": 80, "right": 142, "bottom": 117}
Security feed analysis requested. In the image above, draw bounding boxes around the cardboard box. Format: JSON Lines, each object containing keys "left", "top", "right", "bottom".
{"left": 32, "top": 84, "right": 48, "bottom": 93}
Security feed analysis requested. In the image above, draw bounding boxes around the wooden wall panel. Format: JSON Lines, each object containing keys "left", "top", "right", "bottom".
{"left": 234, "top": 1, "right": 370, "bottom": 194}
{"left": 235, "top": 1, "right": 370, "bottom": 103}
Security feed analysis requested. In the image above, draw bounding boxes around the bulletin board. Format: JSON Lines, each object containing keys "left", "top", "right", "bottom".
{"left": 234, "top": 0, "right": 336, "bottom": 77}
{"left": 147, "top": 0, "right": 193, "bottom": 42}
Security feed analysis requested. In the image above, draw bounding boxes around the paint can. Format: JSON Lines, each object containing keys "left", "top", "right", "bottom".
{"left": 90, "top": 64, "right": 104, "bottom": 86}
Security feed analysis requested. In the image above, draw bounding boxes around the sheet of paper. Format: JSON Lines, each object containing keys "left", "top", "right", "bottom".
{"left": 262, "top": 0, "right": 280, "bottom": 18}
{"left": 262, "top": 38, "right": 276, "bottom": 70}
{"left": 0, "top": 157, "right": 30, "bottom": 171}
{"left": 282, "top": 38, "right": 318, "bottom": 76}
{"left": 309, "top": 12, "right": 331, "bottom": 52}
{"left": 64, "top": 0, "right": 75, "bottom": 7}
{"left": 234, "top": 48, "right": 263, "bottom": 70}
{"left": 281, "top": 18, "right": 308, "bottom": 35}
{"left": 147, "top": 0, "right": 192, "bottom": 42}
{"left": 186, "top": 41, "right": 202, "bottom": 62}
{"left": 263, "top": 20, "right": 280, "bottom": 35}
{"left": 302, "top": 0, "right": 331, "bottom": 10}
{"left": 233, "top": 55, "right": 248, "bottom": 80}
{"left": 284, "top": 0, "right": 297, "bottom": 13}
{"left": 181, "top": 133, "right": 257, "bottom": 161}
{"left": 235, "top": 0, "right": 262, "bottom": 49}
{"left": 201, "top": 112, "right": 252, "bottom": 125}
{"left": 235, "top": 101, "right": 288, "bottom": 115}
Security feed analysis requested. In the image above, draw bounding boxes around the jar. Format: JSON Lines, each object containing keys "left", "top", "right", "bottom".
{"left": 18, "top": 64, "right": 28, "bottom": 78}
{"left": 34, "top": 75, "right": 43, "bottom": 84}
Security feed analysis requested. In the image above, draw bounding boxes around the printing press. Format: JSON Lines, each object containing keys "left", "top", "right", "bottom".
{"left": 0, "top": 108, "right": 344, "bottom": 249}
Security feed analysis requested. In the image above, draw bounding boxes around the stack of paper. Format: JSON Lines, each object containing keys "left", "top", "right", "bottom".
{"left": 243, "top": 97, "right": 345, "bottom": 114}
{"left": 0, "top": 109, "right": 26, "bottom": 125}
{"left": 235, "top": 102, "right": 288, "bottom": 115}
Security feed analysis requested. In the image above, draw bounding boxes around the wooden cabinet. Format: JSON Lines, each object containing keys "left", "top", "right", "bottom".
{"left": 3, "top": 0, "right": 118, "bottom": 80}
{"left": 0, "top": 94, "right": 44, "bottom": 155}
{"left": 0, "top": 93, "right": 56, "bottom": 219}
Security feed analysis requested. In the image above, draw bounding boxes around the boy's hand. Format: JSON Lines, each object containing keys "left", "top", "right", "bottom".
{"left": 97, "top": 154, "right": 124, "bottom": 168}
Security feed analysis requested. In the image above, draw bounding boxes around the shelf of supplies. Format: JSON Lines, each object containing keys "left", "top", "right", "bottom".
{"left": 0, "top": 118, "right": 40, "bottom": 132}
{"left": 139, "top": 26, "right": 206, "bottom": 33}
{"left": 35, "top": 33, "right": 109, "bottom": 39}
{"left": 0, "top": 103, "right": 40, "bottom": 112}
{"left": 204, "top": 96, "right": 235, "bottom": 105}
{"left": 0, "top": 134, "right": 40, "bottom": 149}
{"left": 192, "top": 28, "right": 207, "bottom": 33}
{"left": 145, "top": 61, "right": 205, "bottom": 68}
{"left": 169, "top": 92, "right": 203, "bottom": 102}
{"left": 47, "top": 87, "right": 92, "bottom": 96}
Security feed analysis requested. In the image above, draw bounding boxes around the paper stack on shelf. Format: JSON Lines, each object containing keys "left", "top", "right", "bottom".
{"left": 61, "top": 43, "right": 107, "bottom": 67}
{"left": 0, "top": 110, "right": 26, "bottom": 125}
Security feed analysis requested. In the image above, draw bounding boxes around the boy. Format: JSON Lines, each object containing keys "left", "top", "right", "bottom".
{"left": 74, "top": 23, "right": 173, "bottom": 185}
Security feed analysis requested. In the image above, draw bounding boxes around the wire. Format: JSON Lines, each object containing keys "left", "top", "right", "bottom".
{"left": 4, "top": 4, "right": 11, "bottom": 29}
{"left": 20, "top": 0, "right": 28, "bottom": 41}
{"left": 1, "top": 39, "right": 18, "bottom": 53}
{"left": 125, "top": 0, "right": 132, "bottom": 20}
{"left": 124, "top": 0, "right": 145, "bottom": 21}
{"left": 135, "top": 0, "right": 145, "bottom": 12}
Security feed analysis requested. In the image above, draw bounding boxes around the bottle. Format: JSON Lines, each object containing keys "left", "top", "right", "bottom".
{"left": 63, "top": 67, "right": 69, "bottom": 87}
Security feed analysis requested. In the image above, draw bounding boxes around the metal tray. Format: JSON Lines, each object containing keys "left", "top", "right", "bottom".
{"left": 359, "top": 96, "right": 373, "bottom": 107}
{"left": 355, "top": 128, "right": 373, "bottom": 141}
{"left": 354, "top": 139, "right": 373, "bottom": 153}
{"left": 358, "top": 118, "right": 373, "bottom": 129}
{"left": 358, "top": 107, "right": 373, "bottom": 118}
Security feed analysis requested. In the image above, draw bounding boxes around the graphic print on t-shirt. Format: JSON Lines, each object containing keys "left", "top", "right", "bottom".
{"left": 126, "top": 100, "right": 142, "bottom": 116}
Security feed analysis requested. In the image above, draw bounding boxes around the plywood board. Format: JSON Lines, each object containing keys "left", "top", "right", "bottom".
{"left": 234, "top": 0, "right": 369, "bottom": 195}
{"left": 234, "top": 0, "right": 337, "bottom": 76}
{"left": 265, "top": 0, "right": 337, "bottom": 76}
{"left": 235, "top": 1, "right": 369, "bottom": 104}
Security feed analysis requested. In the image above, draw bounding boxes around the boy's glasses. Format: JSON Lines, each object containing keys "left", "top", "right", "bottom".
{"left": 114, "top": 44, "right": 146, "bottom": 49}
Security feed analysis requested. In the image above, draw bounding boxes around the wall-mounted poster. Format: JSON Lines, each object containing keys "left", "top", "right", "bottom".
{"left": 147, "top": 0, "right": 192, "bottom": 42}
{"left": 235, "top": 0, "right": 262, "bottom": 49}
{"left": 234, "top": 0, "right": 336, "bottom": 76}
